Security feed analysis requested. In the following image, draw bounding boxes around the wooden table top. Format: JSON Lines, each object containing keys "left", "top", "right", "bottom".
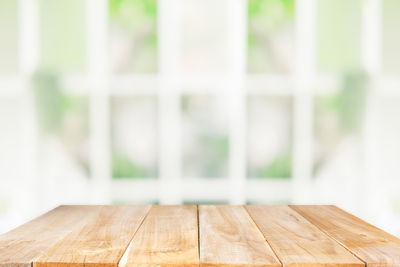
{"left": 1, "top": 205, "right": 400, "bottom": 267}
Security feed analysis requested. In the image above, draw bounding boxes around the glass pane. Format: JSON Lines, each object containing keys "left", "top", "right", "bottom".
{"left": 317, "top": 0, "right": 362, "bottom": 72}
{"left": 0, "top": 99, "right": 22, "bottom": 234}
{"left": 247, "top": 96, "right": 292, "bottom": 178}
{"left": 109, "top": 0, "right": 157, "bottom": 73}
{"left": 248, "top": 0, "right": 295, "bottom": 73}
{"left": 314, "top": 74, "right": 367, "bottom": 178}
{"left": 181, "top": 0, "right": 229, "bottom": 73}
{"left": 111, "top": 96, "right": 158, "bottom": 178}
{"left": 0, "top": 99, "right": 22, "bottom": 186}
{"left": 313, "top": 73, "right": 368, "bottom": 211}
{"left": 39, "top": 0, "right": 86, "bottom": 72}
{"left": 382, "top": 0, "right": 400, "bottom": 74}
{"left": 380, "top": 99, "right": 400, "bottom": 183}
{"left": 0, "top": 0, "right": 18, "bottom": 73}
{"left": 33, "top": 72, "right": 90, "bottom": 203}
{"left": 379, "top": 98, "right": 400, "bottom": 235}
{"left": 182, "top": 95, "right": 229, "bottom": 178}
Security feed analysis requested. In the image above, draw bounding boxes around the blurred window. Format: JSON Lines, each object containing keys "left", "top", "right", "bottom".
{"left": 382, "top": 0, "right": 400, "bottom": 74}
{"left": 247, "top": 96, "right": 292, "bottom": 179}
{"left": 316, "top": 0, "right": 362, "bottom": 72}
{"left": 0, "top": 0, "right": 18, "bottom": 74}
{"left": 111, "top": 96, "right": 158, "bottom": 179}
{"left": 1, "top": 0, "right": 400, "bottom": 237}
{"left": 109, "top": 0, "right": 158, "bottom": 73}
{"left": 181, "top": 0, "right": 230, "bottom": 73}
{"left": 248, "top": 0, "right": 295, "bottom": 73}
{"left": 39, "top": 0, "right": 86, "bottom": 72}
{"left": 182, "top": 95, "right": 229, "bottom": 178}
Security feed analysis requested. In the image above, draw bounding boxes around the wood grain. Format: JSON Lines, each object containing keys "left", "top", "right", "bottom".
{"left": 119, "top": 205, "right": 199, "bottom": 267}
{"left": 291, "top": 205, "right": 400, "bottom": 267}
{"left": 199, "top": 205, "right": 281, "bottom": 267}
{"left": 34, "top": 205, "right": 150, "bottom": 267}
{"left": 2, "top": 205, "right": 399, "bottom": 267}
{"left": 0, "top": 205, "right": 100, "bottom": 267}
{"left": 246, "top": 205, "right": 364, "bottom": 267}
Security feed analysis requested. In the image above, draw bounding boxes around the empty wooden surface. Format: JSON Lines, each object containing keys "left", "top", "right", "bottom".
{"left": 199, "top": 205, "right": 280, "bottom": 267}
{"left": 291, "top": 205, "right": 400, "bottom": 267}
{"left": 119, "top": 205, "right": 199, "bottom": 267}
{"left": 246, "top": 205, "right": 364, "bottom": 267}
{"left": 0, "top": 205, "right": 99, "bottom": 267}
{"left": 1, "top": 205, "right": 400, "bottom": 267}
{"left": 34, "top": 205, "right": 150, "bottom": 267}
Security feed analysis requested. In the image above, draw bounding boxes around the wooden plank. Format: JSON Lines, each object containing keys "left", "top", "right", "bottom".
{"left": 246, "top": 205, "right": 364, "bottom": 267}
{"left": 0, "top": 205, "right": 101, "bottom": 267}
{"left": 119, "top": 205, "right": 198, "bottom": 267}
{"left": 199, "top": 205, "right": 281, "bottom": 267}
{"left": 291, "top": 205, "right": 400, "bottom": 267}
{"left": 34, "top": 205, "right": 150, "bottom": 267}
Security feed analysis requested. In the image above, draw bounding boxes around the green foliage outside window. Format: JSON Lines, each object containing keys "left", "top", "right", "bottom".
{"left": 382, "top": 0, "right": 400, "bottom": 74}
{"left": 182, "top": 96, "right": 229, "bottom": 178}
{"left": 315, "top": 72, "right": 367, "bottom": 135}
{"left": 112, "top": 151, "right": 155, "bottom": 179}
{"left": 313, "top": 72, "right": 367, "bottom": 175}
{"left": 248, "top": 0, "right": 294, "bottom": 72}
{"left": 109, "top": 0, "right": 157, "bottom": 72}
{"left": 32, "top": 71, "right": 89, "bottom": 174}
{"left": 197, "top": 135, "right": 229, "bottom": 178}
{"left": 33, "top": 72, "right": 88, "bottom": 135}
{"left": 248, "top": 0, "right": 294, "bottom": 30}
{"left": 39, "top": 0, "right": 86, "bottom": 72}
{"left": 317, "top": 0, "right": 362, "bottom": 72}
{"left": 109, "top": 0, "right": 157, "bottom": 30}
{"left": 250, "top": 150, "right": 292, "bottom": 179}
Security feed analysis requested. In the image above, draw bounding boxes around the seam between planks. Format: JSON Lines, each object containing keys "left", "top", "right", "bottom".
{"left": 243, "top": 205, "right": 284, "bottom": 267}
{"left": 31, "top": 206, "right": 103, "bottom": 267}
{"left": 116, "top": 205, "right": 152, "bottom": 267}
{"left": 288, "top": 205, "right": 367, "bottom": 267}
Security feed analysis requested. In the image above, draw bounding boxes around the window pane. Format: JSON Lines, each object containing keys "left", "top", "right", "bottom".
{"left": 379, "top": 98, "right": 400, "bottom": 235}
{"left": 247, "top": 96, "right": 292, "bottom": 178}
{"left": 313, "top": 73, "right": 367, "bottom": 205}
{"left": 0, "top": 99, "right": 22, "bottom": 234}
{"left": 380, "top": 99, "right": 400, "bottom": 182}
{"left": 382, "top": 0, "right": 400, "bottom": 74}
{"left": 39, "top": 0, "right": 86, "bottom": 72}
{"left": 317, "top": 0, "right": 362, "bottom": 72}
{"left": 0, "top": 0, "right": 18, "bottom": 73}
{"left": 182, "top": 95, "right": 229, "bottom": 178}
{"left": 181, "top": 0, "right": 229, "bottom": 73}
{"left": 109, "top": 0, "right": 158, "bottom": 73}
{"left": 0, "top": 99, "right": 22, "bottom": 185}
{"left": 33, "top": 72, "right": 90, "bottom": 203}
{"left": 111, "top": 96, "right": 158, "bottom": 178}
{"left": 248, "top": 0, "right": 295, "bottom": 73}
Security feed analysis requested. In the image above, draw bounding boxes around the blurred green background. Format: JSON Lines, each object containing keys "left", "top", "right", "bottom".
{"left": 1, "top": 0, "right": 400, "bottom": 237}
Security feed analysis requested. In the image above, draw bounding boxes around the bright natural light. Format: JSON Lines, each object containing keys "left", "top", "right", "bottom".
{"left": 0, "top": 0, "right": 400, "bottom": 238}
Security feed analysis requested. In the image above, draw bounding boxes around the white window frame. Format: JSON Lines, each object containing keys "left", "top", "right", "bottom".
{"left": 0, "top": 0, "right": 389, "bottom": 218}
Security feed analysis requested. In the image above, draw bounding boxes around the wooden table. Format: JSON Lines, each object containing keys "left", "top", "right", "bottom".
{"left": 1, "top": 205, "right": 400, "bottom": 267}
